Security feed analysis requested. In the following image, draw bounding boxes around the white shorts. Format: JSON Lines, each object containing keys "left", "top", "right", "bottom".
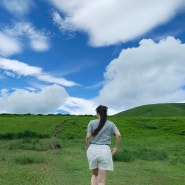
{"left": 86, "top": 144, "right": 113, "bottom": 171}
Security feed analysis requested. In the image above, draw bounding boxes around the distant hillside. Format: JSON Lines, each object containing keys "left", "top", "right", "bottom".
{"left": 115, "top": 103, "right": 185, "bottom": 117}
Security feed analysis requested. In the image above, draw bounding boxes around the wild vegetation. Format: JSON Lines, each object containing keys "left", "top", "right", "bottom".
{"left": 0, "top": 104, "right": 185, "bottom": 185}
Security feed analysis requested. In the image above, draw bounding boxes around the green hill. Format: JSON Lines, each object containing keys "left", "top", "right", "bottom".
{"left": 0, "top": 114, "right": 185, "bottom": 184}
{"left": 115, "top": 103, "right": 185, "bottom": 117}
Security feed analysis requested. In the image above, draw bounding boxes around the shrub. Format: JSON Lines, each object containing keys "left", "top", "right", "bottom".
{"left": 113, "top": 150, "right": 135, "bottom": 162}
{"left": 0, "top": 133, "right": 16, "bottom": 140}
{"left": 135, "top": 148, "right": 168, "bottom": 161}
{"left": 179, "top": 131, "right": 185, "bottom": 136}
{"left": 113, "top": 148, "right": 168, "bottom": 162}
{"left": 0, "top": 130, "right": 49, "bottom": 140}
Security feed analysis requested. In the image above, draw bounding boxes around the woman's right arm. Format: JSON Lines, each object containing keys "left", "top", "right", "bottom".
{"left": 85, "top": 132, "right": 91, "bottom": 150}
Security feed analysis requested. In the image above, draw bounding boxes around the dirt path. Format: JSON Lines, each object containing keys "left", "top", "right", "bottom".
{"left": 53, "top": 120, "right": 71, "bottom": 137}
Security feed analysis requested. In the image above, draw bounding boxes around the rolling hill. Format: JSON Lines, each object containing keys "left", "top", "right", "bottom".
{"left": 115, "top": 103, "right": 185, "bottom": 117}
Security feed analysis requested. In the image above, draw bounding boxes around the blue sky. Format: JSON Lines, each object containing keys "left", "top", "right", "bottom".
{"left": 0, "top": 0, "right": 185, "bottom": 115}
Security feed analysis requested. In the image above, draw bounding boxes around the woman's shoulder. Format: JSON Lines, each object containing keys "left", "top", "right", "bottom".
{"left": 106, "top": 120, "right": 117, "bottom": 127}
{"left": 106, "top": 120, "right": 114, "bottom": 124}
{"left": 89, "top": 119, "right": 99, "bottom": 124}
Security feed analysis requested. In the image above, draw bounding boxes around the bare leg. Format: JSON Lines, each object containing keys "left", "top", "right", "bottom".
{"left": 91, "top": 168, "right": 98, "bottom": 185}
{"left": 98, "top": 169, "right": 106, "bottom": 185}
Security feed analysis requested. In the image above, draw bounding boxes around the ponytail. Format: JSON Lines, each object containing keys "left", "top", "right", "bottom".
{"left": 92, "top": 105, "right": 108, "bottom": 137}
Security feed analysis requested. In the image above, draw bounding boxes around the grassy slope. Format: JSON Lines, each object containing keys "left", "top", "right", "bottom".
{"left": 115, "top": 103, "right": 185, "bottom": 117}
{"left": 0, "top": 114, "right": 185, "bottom": 184}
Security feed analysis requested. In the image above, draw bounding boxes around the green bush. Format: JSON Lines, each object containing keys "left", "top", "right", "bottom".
{"left": 0, "top": 133, "right": 16, "bottom": 140}
{"left": 0, "top": 130, "right": 49, "bottom": 140}
{"left": 136, "top": 148, "right": 168, "bottom": 161}
{"left": 113, "top": 149, "right": 135, "bottom": 162}
{"left": 113, "top": 148, "right": 168, "bottom": 162}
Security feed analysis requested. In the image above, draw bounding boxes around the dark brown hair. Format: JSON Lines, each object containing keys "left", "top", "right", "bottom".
{"left": 92, "top": 105, "right": 108, "bottom": 137}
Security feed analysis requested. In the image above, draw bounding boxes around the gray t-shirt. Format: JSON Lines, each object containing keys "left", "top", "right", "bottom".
{"left": 87, "top": 119, "right": 119, "bottom": 145}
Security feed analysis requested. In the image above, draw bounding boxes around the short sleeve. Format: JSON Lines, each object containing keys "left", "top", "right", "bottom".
{"left": 112, "top": 123, "right": 119, "bottom": 134}
{"left": 87, "top": 121, "right": 93, "bottom": 133}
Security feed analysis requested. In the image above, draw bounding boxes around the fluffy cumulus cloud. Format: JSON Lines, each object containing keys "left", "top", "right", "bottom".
{"left": 96, "top": 36, "right": 185, "bottom": 110}
{"left": 49, "top": 0, "right": 185, "bottom": 46}
{"left": 58, "top": 97, "right": 96, "bottom": 115}
{"left": 58, "top": 97, "right": 117, "bottom": 115}
{"left": 0, "top": 57, "right": 77, "bottom": 86}
{"left": 0, "top": 85, "right": 68, "bottom": 114}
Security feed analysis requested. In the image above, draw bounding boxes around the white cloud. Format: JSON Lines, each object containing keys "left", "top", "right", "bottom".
{"left": 20, "top": 23, "right": 50, "bottom": 51}
{"left": 0, "top": 85, "right": 68, "bottom": 114}
{"left": 37, "top": 74, "right": 77, "bottom": 87}
{"left": 52, "top": 11, "right": 75, "bottom": 32}
{"left": 0, "top": 22, "right": 50, "bottom": 56}
{"left": 0, "top": 32, "right": 22, "bottom": 56}
{"left": 0, "top": 87, "right": 117, "bottom": 115}
{"left": 58, "top": 96, "right": 117, "bottom": 115}
{"left": 0, "top": 57, "right": 41, "bottom": 75}
{"left": 49, "top": 0, "right": 185, "bottom": 47}
{"left": 0, "top": 57, "right": 77, "bottom": 86}
{"left": 1, "top": 0, "right": 34, "bottom": 16}
{"left": 1, "top": 2, "right": 49, "bottom": 53}
{"left": 96, "top": 36, "right": 185, "bottom": 110}
{"left": 5, "top": 22, "right": 50, "bottom": 52}
{"left": 58, "top": 97, "right": 96, "bottom": 115}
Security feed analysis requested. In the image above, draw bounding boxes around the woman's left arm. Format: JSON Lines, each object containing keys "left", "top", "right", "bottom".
{"left": 111, "top": 130, "right": 121, "bottom": 155}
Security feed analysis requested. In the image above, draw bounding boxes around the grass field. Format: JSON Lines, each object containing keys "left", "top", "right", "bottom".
{"left": 0, "top": 114, "right": 185, "bottom": 185}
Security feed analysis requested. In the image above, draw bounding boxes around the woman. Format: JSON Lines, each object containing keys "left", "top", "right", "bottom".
{"left": 85, "top": 105, "right": 121, "bottom": 185}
